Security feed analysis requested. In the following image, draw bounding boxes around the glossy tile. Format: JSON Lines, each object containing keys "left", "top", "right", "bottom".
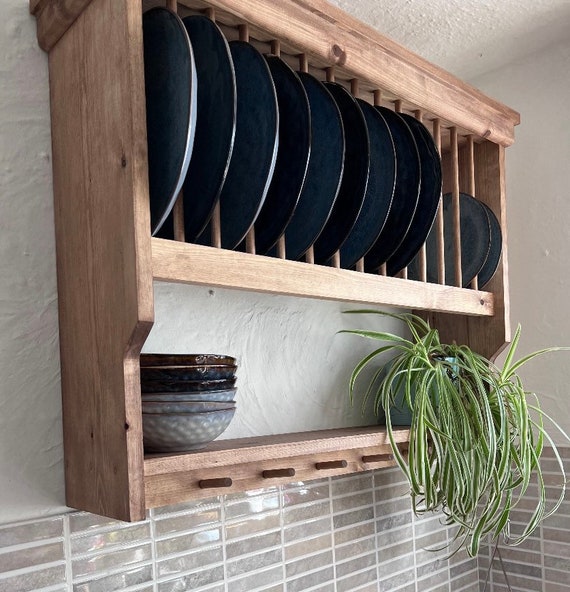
{"left": 0, "top": 516, "right": 63, "bottom": 546}
{"left": 157, "top": 546, "right": 223, "bottom": 578}
{"left": 158, "top": 565, "right": 225, "bottom": 592}
{"left": 0, "top": 541, "right": 63, "bottom": 573}
{"left": 72, "top": 543, "right": 152, "bottom": 579}
{"left": 225, "top": 530, "right": 282, "bottom": 559}
{"left": 284, "top": 533, "right": 332, "bottom": 561}
{"left": 227, "top": 565, "right": 283, "bottom": 592}
{"left": 153, "top": 508, "right": 221, "bottom": 537}
{"left": 283, "top": 500, "right": 330, "bottom": 525}
{"left": 335, "top": 566, "right": 378, "bottom": 592}
{"left": 285, "top": 549, "right": 332, "bottom": 578}
{"left": 225, "top": 512, "right": 280, "bottom": 540}
{"left": 0, "top": 564, "right": 66, "bottom": 592}
{"left": 70, "top": 523, "right": 151, "bottom": 555}
{"left": 73, "top": 564, "right": 153, "bottom": 592}
{"left": 286, "top": 566, "right": 334, "bottom": 592}
{"left": 156, "top": 528, "right": 222, "bottom": 557}
{"left": 226, "top": 548, "right": 282, "bottom": 579}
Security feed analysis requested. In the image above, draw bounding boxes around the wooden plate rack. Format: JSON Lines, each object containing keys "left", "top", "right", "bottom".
{"left": 30, "top": 0, "right": 519, "bottom": 521}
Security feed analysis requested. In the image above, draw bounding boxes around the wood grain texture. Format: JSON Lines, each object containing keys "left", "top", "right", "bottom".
{"left": 144, "top": 427, "right": 409, "bottom": 507}
{"left": 175, "top": 0, "right": 519, "bottom": 145}
{"left": 152, "top": 238, "right": 494, "bottom": 316}
{"left": 30, "top": 0, "right": 94, "bottom": 51}
{"left": 48, "top": 0, "right": 153, "bottom": 521}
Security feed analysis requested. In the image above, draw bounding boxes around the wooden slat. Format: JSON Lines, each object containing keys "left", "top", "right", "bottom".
{"left": 144, "top": 426, "right": 409, "bottom": 506}
{"left": 172, "top": 0, "right": 520, "bottom": 144}
{"left": 450, "top": 127, "right": 462, "bottom": 287}
{"left": 30, "top": 0, "right": 94, "bottom": 51}
{"left": 433, "top": 119, "right": 445, "bottom": 285}
{"left": 466, "top": 135, "right": 478, "bottom": 290}
{"left": 152, "top": 238, "right": 493, "bottom": 316}
{"left": 48, "top": 0, "right": 153, "bottom": 520}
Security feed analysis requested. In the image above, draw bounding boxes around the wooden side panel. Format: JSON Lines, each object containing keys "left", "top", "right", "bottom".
{"left": 429, "top": 142, "right": 510, "bottom": 360}
{"left": 49, "top": 0, "right": 153, "bottom": 520}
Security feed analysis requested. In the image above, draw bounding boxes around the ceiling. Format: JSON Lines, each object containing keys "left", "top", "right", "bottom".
{"left": 328, "top": 0, "right": 570, "bottom": 80}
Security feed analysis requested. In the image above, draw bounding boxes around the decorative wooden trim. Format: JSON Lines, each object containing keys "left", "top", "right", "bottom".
{"left": 144, "top": 427, "right": 409, "bottom": 507}
{"left": 152, "top": 238, "right": 494, "bottom": 316}
{"left": 30, "top": 0, "right": 95, "bottom": 51}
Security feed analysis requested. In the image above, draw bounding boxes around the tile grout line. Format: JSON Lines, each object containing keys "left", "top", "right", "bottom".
{"left": 327, "top": 476, "right": 337, "bottom": 592}
{"left": 411, "top": 498, "right": 419, "bottom": 592}
{"left": 279, "top": 484, "right": 286, "bottom": 590}
{"left": 221, "top": 495, "right": 229, "bottom": 592}
{"left": 149, "top": 509, "right": 158, "bottom": 592}
{"left": 371, "top": 470, "right": 381, "bottom": 592}
{"left": 62, "top": 514, "right": 73, "bottom": 592}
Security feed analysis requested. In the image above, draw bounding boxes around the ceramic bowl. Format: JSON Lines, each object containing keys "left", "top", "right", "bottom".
{"left": 141, "top": 388, "right": 237, "bottom": 403}
{"left": 140, "top": 353, "right": 236, "bottom": 367}
{"left": 140, "top": 365, "right": 237, "bottom": 382}
{"left": 142, "top": 400, "right": 236, "bottom": 414}
{"left": 143, "top": 408, "right": 236, "bottom": 452}
{"left": 140, "top": 377, "right": 236, "bottom": 394}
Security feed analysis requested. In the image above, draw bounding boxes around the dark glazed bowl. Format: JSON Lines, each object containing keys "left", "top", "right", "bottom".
{"left": 140, "top": 377, "right": 237, "bottom": 394}
{"left": 141, "top": 388, "right": 237, "bottom": 403}
{"left": 140, "top": 353, "right": 236, "bottom": 367}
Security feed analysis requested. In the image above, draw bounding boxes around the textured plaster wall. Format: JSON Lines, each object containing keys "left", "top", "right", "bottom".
{"left": 0, "top": 2, "right": 396, "bottom": 524}
{"left": 472, "top": 38, "right": 570, "bottom": 445}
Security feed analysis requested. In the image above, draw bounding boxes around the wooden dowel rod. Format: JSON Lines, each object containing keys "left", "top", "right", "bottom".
{"left": 466, "top": 134, "right": 478, "bottom": 290}
{"left": 245, "top": 227, "right": 256, "bottom": 254}
{"left": 276, "top": 236, "right": 286, "bottom": 259}
{"left": 262, "top": 468, "right": 296, "bottom": 479}
{"left": 450, "top": 126, "right": 462, "bottom": 287}
{"left": 204, "top": 6, "right": 215, "bottom": 19}
{"left": 172, "top": 193, "right": 185, "bottom": 242}
{"left": 350, "top": 78, "right": 359, "bottom": 97}
{"left": 211, "top": 202, "right": 221, "bottom": 248}
{"left": 416, "top": 110, "right": 426, "bottom": 281}
{"left": 299, "top": 53, "right": 308, "bottom": 73}
{"left": 198, "top": 477, "right": 232, "bottom": 489}
{"left": 331, "top": 251, "right": 340, "bottom": 268}
{"left": 356, "top": 259, "right": 364, "bottom": 273}
{"left": 271, "top": 39, "right": 281, "bottom": 56}
{"left": 238, "top": 23, "right": 249, "bottom": 42}
{"left": 315, "top": 460, "right": 348, "bottom": 470}
{"left": 326, "top": 67, "right": 335, "bottom": 82}
{"left": 394, "top": 99, "right": 403, "bottom": 113}
{"left": 362, "top": 454, "right": 393, "bottom": 463}
{"left": 305, "top": 246, "right": 314, "bottom": 264}
{"left": 414, "top": 109, "right": 424, "bottom": 122}
{"left": 373, "top": 89, "right": 382, "bottom": 108}
{"left": 379, "top": 262, "right": 387, "bottom": 276}
{"left": 433, "top": 119, "right": 445, "bottom": 284}
{"left": 166, "top": 0, "right": 177, "bottom": 11}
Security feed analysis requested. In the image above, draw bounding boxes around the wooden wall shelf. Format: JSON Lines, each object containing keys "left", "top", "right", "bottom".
{"left": 31, "top": 0, "right": 519, "bottom": 521}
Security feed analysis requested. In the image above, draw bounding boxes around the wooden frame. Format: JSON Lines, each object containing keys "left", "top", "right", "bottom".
{"left": 31, "top": 0, "right": 519, "bottom": 521}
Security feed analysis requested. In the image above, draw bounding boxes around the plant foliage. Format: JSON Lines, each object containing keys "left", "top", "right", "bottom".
{"left": 342, "top": 310, "right": 569, "bottom": 557}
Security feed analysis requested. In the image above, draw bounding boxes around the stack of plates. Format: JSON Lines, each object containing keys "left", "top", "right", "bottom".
{"left": 142, "top": 7, "right": 442, "bottom": 272}
{"left": 140, "top": 354, "right": 237, "bottom": 453}
{"left": 408, "top": 192, "right": 502, "bottom": 288}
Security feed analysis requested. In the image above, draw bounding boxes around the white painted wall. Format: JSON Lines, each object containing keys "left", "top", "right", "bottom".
{"left": 472, "top": 39, "right": 570, "bottom": 444}
{"left": 3, "top": 0, "right": 570, "bottom": 525}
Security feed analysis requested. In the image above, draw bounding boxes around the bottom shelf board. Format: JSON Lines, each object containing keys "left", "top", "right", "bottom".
{"left": 144, "top": 426, "right": 410, "bottom": 508}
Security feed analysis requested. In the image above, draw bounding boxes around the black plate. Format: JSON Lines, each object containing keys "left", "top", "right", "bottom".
{"left": 338, "top": 100, "right": 395, "bottom": 269}
{"left": 313, "top": 83, "right": 369, "bottom": 263}
{"left": 143, "top": 7, "right": 197, "bottom": 236}
{"left": 157, "top": 15, "right": 236, "bottom": 243}
{"left": 478, "top": 203, "right": 502, "bottom": 288}
{"left": 252, "top": 56, "right": 311, "bottom": 254}
{"left": 198, "top": 41, "right": 279, "bottom": 249}
{"left": 364, "top": 108, "right": 421, "bottom": 271}
{"left": 409, "top": 192, "right": 491, "bottom": 287}
{"left": 386, "top": 114, "right": 442, "bottom": 275}
{"left": 271, "top": 72, "right": 344, "bottom": 261}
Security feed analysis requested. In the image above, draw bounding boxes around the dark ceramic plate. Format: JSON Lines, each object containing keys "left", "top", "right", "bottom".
{"left": 141, "top": 365, "right": 237, "bottom": 382}
{"left": 141, "top": 377, "right": 237, "bottom": 394}
{"left": 386, "top": 114, "right": 442, "bottom": 275}
{"left": 478, "top": 203, "right": 502, "bottom": 288}
{"left": 271, "top": 72, "right": 344, "bottom": 261}
{"left": 252, "top": 56, "right": 311, "bottom": 254}
{"left": 197, "top": 41, "right": 279, "bottom": 249}
{"left": 143, "top": 7, "right": 196, "bottom": 236}
{"left": 140, "top": 353, "right": 236, "bottom": 367}
{"left": 338, "top": 100, "right": 395, "bottom": 269}
{"left": 409, "top": 192, "right": 491, "bottom": 287}
{"left": 364, "top": 108, "right": 421, "bottom": 271}
{"left": 157, "top": 15, "right": 236, "bottom": 243}
{"left": 313, "top": 82, "right": 370, "bottom": 263}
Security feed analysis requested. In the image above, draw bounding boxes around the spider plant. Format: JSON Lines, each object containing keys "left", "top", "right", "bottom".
{"left": 342, "top": 310, "right": 569, "bottom": 557}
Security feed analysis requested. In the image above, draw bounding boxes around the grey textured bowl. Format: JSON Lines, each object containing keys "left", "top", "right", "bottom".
{"left": 140, "top": 353, "right": 236, "bottom": 367}
{"left": 141, "top": 388, "right": 237, "bottom": 403}
{"left": 141, "top": 377, "right": 236, "bottom": 393}
{"left": 142, "top": 400, "right": 236, "bottom": 414}
{"left": 143, "top": 408, "right": 236, "bottom": 453}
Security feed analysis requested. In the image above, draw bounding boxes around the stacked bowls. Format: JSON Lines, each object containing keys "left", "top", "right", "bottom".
{"left": 140, "top": 354, "right": 237, "bottom": 453}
